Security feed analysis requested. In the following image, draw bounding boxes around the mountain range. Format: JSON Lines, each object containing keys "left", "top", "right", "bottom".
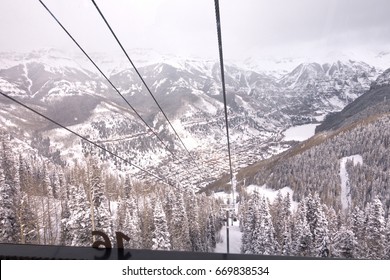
{"left": 0, "top": 48, "right": 388, "bottom": 189}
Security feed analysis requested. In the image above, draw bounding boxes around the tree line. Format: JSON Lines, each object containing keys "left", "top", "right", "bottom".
{"left": 0, "top": 133, "right": 223, "bottom": 252}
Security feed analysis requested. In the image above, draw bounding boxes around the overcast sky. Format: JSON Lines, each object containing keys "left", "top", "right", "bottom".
{"left": 1, "top": 0, "right": 390, "bottom": 61}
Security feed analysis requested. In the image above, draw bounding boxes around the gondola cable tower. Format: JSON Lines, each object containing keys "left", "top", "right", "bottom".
{"left": 214, "top": 0, "right": 236, "bottom": 254}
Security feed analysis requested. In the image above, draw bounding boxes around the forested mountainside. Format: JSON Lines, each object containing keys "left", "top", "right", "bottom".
{"left": 1, "top": 49, "right": 390, "bottom": 259}
{"left": 0, "top": 49, "right": 382, "bottom": 188}
{"left": 0, "top": 133, "right": 222, "bottom": 250}
{"left": 250, "top": 113, "right": 390, "bottom": 210}
{"left": 239, "top": 189, "right": 390, "bottom": 259}
{"left": 316, "top": 69, "right": 390, "bottom": 133}
{"left": 231, "top": 68, "right": 390, "bottom": 259}
{"left": 209, "top": 110, "right": 390, "bottom": 259}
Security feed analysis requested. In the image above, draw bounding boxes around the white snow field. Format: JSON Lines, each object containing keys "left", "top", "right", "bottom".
{"left": 283, "top": 123, "right": 318, "bottom": 141}
{"left": 246, "top": 185, "right": 298, "bottom": 210}
{"left": 339, "top": 155, "right": 363, "bottom": 210}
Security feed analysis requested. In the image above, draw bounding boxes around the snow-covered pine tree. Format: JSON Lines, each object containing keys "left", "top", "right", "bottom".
{"left": 365, "top": 197, "right": 386, "bottom": 259}
{"left": 270, "top": 191, "right": 285, "bottom": 246}
{"left": 116, "top": 194, "right": 127, "bottom": 234}
{"left": 282, "top": 192, "right": 292, "bottom": 218}
{"left": 314, "top": 207, "right": 330, "bottom": 258}
{"left": 323, "top": 205, "right": 338, "bottom": 242}
{"left": 196, "top": 192, "right": 212, "bottom": 251}
{"left": 385, "top": 215, "right": 390, "bottom": 259}
{"left": 163, "top": 187, "right": 175, "bottom": 225}
{"left": 50, "top": 171, "right": 60, "bottom": 200}
{"left": 253, "top": 196, "right": 278, "bottom": 255}
{"left": 306, "top": 193, "right": 330, "bottom": 257}
{"left": 124, "top": 174, "right": 132, "bottom": 199}
{"left": 18, "top": 191, "right": 38, "bottom": 244}
{"left": 65, "top": 184, "right": 92, "bottom": 247}
{"left": 18, "top": 154, "right": 29, "bottom": 193}
{"left": 185, "top": 190, "right": 203, "bottom": 252}
{"left": 14, "top": 154, "right": 37, "bottom": 244}
{"left": 332, "top": 227, "right": 356, "bottom": 258}
{"left": 89, "top": 159, "right": 113, "bottom": 238}
{"left": 124, "top": 195, "right": 142, "bottom": 249}
{"left": 139, "top": 197, "right": 154, "bottom": 249}
{"left": 351, "top": 206, "right": 366, "bottom": 258}
{"left": 152, "top": 199, "right": 171, "bottom": 251}
{"left": 43, "top": 165, "right": 57, "bottom": 244}
{"left": 206, "top": 212, "right": 217, "bottom": 251}
{"left": 170, "top": 192, "right": 191, "bottom": 251}
{"left": 293, "top": 201, "right": 313, "bottom": 257}
{"left": 60, "top": 196, "right": 71, "bottom": 246}
{"left": 115, "top": 184, "right": 141, "bottom": 249}
{"left": 59, "top": 173, "right": 71, "bottom": 246}
{"left": 280, "top": 216, "right": 293, "bottom": 256}
{"left": 240, "top": 192, "right": 259, "bottom": 254}
{"left": 238, "top": 195, "right": 247, "bottom": 232}
{"left": 0, "top": 137, "right": 20, "bottom": 243}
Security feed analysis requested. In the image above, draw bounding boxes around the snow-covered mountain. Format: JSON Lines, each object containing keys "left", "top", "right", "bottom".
{"left": 316, "top": 69, "right": 390, "bottom": 133}
{"left": 209, "top": 67, "right": 390, "bottom": 225}
{"left": 279, "top": 60, "right": 377, "bottom": 112}
{"left": 0, "top": 49, "right": 386, "bottom": 189}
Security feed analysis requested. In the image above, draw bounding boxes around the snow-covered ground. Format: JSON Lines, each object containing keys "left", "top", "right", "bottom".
{"left": 339, "top": 155, "right": 363, "bottom": 210}
{"left": 246, "top": 185, "right": 298, "bottom": 211}
{"left": 214, "top": 219, "right": 242, "bottom": 254}
{"left": 213, "top": 191, "right": 234, "bottom": 204}
{"left": 283, "top": 123, "right": 318, "bottom": 141}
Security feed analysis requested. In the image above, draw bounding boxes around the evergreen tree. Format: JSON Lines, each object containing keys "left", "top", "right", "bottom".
{"left": 241, "top": 193, "right": 259, "bottom": 254}
{"left": 253, "top": 197, "right": 278, "bottom": 255}
{"left": 0, "top": 138, "right": 20, "bottom": 243}
{"left": 332, "top": 227, "right": 356, "bottom": 258}
{"left": 18, "top": 154, "right": 29, "bottom": 193}
{"left": 206, "top": 212, "right": 217, "bottom": 251}
{"left": 293, "top": 201, "right": 313, "bottom": 257}
{"left": 50, "top": 171, "right": 60, "bottom": 199}
{"left": 65, "top": 185, "right": 92, "bottom": 247}
{"left": 306, "top": 193, "right": 330, "bottom": 257}
{"left": 18, "top": 191, "right": 38, "bottom": 244}
{"left": 270, "top": 191, "right": 285, "bottom": 246}
{"left": 43, "top": 165, "right": 57, "bottom": 244}
{"left": 163, "top": 187, "right": 175, "bottom": 225}
{"left": 384, "top": 215, "right": 390, "bottom": 259}
{"left": 351, "top": 206, "right": 366, "bottom": 258}
{"left": 124, "top": 195, "right": 142, "bottom": 249}
{"left": 90, "top": 159, "right": 113, "bottom": 237}
{"left": 324, "top": 205, "right": 338, "bottom": 241}
{"left": 280, "top": 217, "right": 293, "bottom": 256}
{"left": 115, "top": 186, "right": 141, "bottom": 249}
{"left": 314, "top": 206, "right": 330, "bottom": 257}
{"left": 116, "top": 195, "right": 127, "bottom": 234}
{"left": 59, "top": 178, "right": 71, "bottom": 246}
{"left": 282, "top": 192, "right": 292, "bottom": 218}
{"left": 139, "top": 197, "right": 154, "bottom": 249}
{"left": 123, "top": 174, "right": 132, "bottom": 199}
{"left": 365, "top": 197, "right": 385, "bottom": 259}
{"left": 186, "top": 190, "right": 203, "bottom": 252}
{"left": 170, "top": 192, "right": 191, "bottom": 251}
{"left": 152, "top": 199, "right": 171, "bottom": 251}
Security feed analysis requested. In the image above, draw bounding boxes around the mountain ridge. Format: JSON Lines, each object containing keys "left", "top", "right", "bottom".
{"left": 0, "top": 49, "right": 387, "bottom": 189}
